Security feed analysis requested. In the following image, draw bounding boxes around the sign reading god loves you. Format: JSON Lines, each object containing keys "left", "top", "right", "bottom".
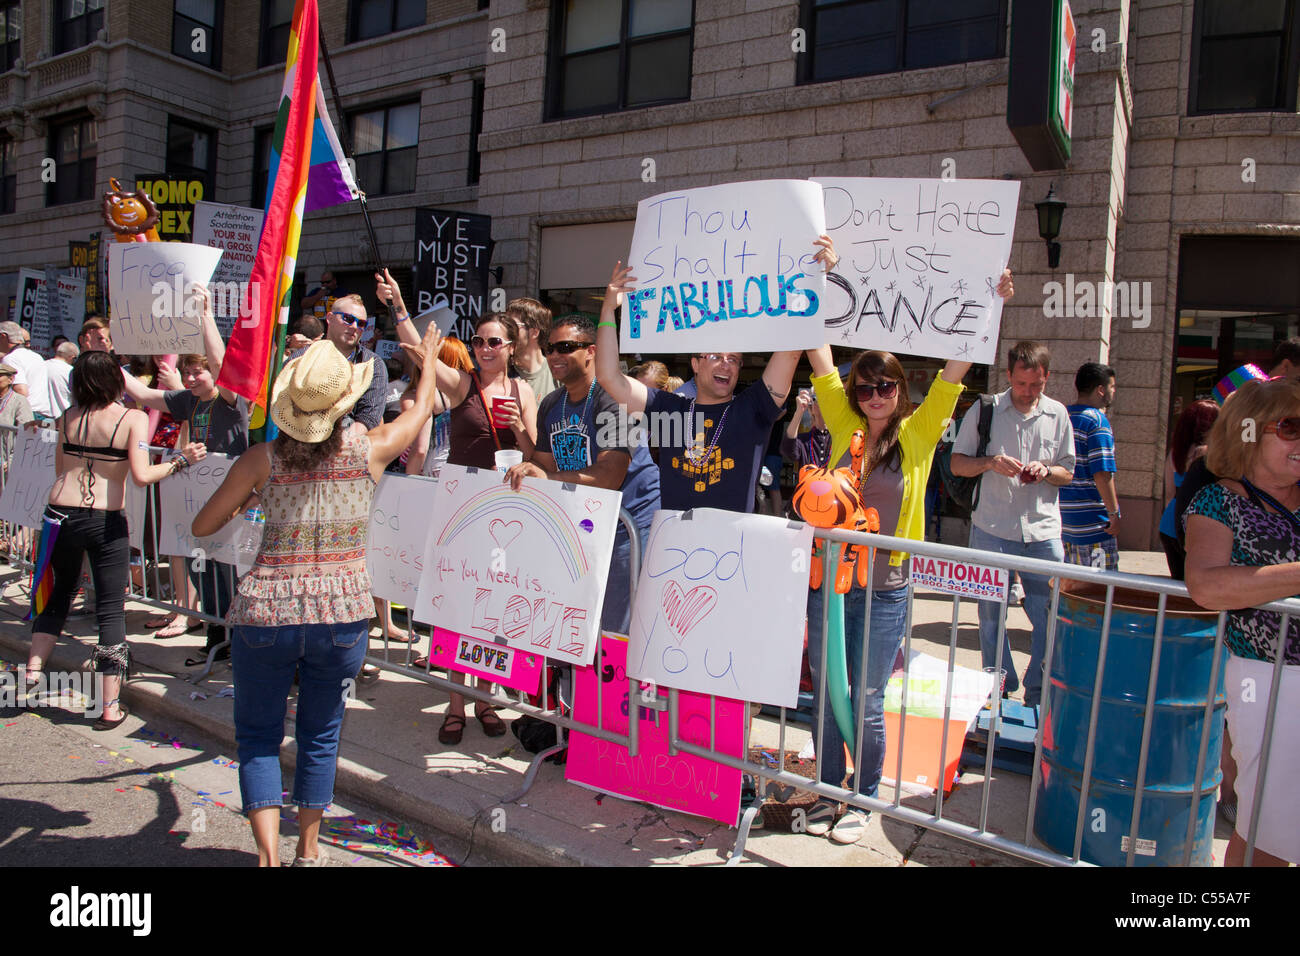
{"left": 366, "top": 474, "right": 433, "bottom": 606}
{"left": 622, "top": 180, "right": 828, "bottom": 353}
{"left": 626, "top": 509, "right": 813, "bottom": 708}
{"left": 412, "top": 465, "right": 621, "bottom": 667}
{"left": 567, "top": 634, "right": 744, "bottom": 826}
{"left": 158, "top": 452, "right": 260, "bottom": 573}
{"left": 107, "top": 241, "right": 224, "bottom": 355}
{"left": 814, "top": 178, "right": 1020, "bottom": 364}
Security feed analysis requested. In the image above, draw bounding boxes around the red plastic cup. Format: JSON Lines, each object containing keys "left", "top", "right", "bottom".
{"left": 490, "top": 396, "right": 518, "bottom": 428}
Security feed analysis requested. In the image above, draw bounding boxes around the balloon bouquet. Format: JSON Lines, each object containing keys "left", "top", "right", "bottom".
{"left": 791, "top": 430, "right": 880, "bottom": 753}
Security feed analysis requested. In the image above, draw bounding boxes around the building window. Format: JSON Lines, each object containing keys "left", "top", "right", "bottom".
{"left": 168, "top": 117, "right": 216, "bottom": 194}
{"left": 47, "top": 113, "right": 96, "bottom": 206}
{"left": 0, "top": 135, "right": 15, "bottom": 214}
{"left": 547, "top": 0, "right": 693, "bottom": 119}
{"left": 259, "top": 0, "right": 292, "bottom": 68}
{"left": 252, "top": 125, "right": 273, "bottom": 209}
{"left": 798, "top": 0, "right": 1006, "bottom": 84}
{"left": 349, "top": 101, "right": 418, "bottom": 196}
{"left": 55, "top": 0, "right": 104, "bottom": 55}
{"left": 468, "top": 77, "right": 484, "bottom": 186}
{"left": 1190, "top": 0, "right": 1300, "bottom": 113}
{"left": 348, "top": 0, "right": 423, "bottom": 42}
{"left": 174, "top": 0, "right": 222, "bottom": 69}
{"left": 1, "top": 2, "right": 21, "bottom": 74}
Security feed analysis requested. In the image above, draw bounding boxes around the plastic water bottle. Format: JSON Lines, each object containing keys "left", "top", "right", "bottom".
{"left": 238, "top": 506, "right": 265, "bottom": 556}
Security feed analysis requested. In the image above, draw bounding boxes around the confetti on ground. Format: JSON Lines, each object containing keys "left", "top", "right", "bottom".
{"left": 319, "top": 816, "right": 456, "bottom": 866}
{"left": 218, "top": 687, "right": 234, "bottom": 698}
{"left": 190, "top": 691, "right": 207, "bottom": 701}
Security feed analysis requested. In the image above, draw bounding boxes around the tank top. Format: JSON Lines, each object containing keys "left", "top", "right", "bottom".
{"left": 228, "top": 431, "right": 375, "bottom": 627}
{"left": 448, "top": 375, "right": 519, "bottom": 470}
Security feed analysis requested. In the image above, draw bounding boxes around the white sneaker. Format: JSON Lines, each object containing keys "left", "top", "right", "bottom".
{"left": 1009, "top": 581, "right": 1025, "bottom": 605}
{"left": 803, "top": 799, "right": 837, "bottom": 836}
{"left": 829, "top": 809, "right": 870, "bottom": 845}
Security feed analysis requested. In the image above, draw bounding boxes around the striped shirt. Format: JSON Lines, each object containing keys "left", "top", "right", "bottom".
{"left": 1060, "top": 404, "right": 1117, "bottom": 545}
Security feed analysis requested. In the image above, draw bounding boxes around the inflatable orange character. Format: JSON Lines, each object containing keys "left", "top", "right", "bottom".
{"left": 102, "top": 177, "right": 161, "bottom": 242}
{"left": 791, "top": 430, "right": 880, "bottom": 594}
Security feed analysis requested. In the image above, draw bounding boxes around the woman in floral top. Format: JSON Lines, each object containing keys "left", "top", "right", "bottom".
{"left": 194, "top": 324, "right": 441, "bottom": 867}
{"left": 1185, "top": 377, "right": 1300, "bottom": 867}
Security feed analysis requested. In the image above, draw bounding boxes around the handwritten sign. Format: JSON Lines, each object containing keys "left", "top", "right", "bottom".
{"left": 412, "top": 464, "right": 621, "bottom": 667}
{"left": 191, "top": 200, "right": 264, "bottom": 338}
{"left": 567, "top": 634, "right": 744, "bottom": 826}
{"left": 910, "top": 555, "right": 1009, "bottom": 604}
{"left": 107, "top": 242, "right": 223, "bottom": 354}
{"left": 622, "top": 180, "right": 828, "bottom": 353}
{"left": 414, "top": 208, "right": 492, "bottom": 342}
{"left": 16, "top": 268, "right": 85, "bottom": 348}
{"left": 427, "top": 626, "right": 543, "bottom": 695}
{"left": 814, "top": 178, "right": 1020, "bottom": 363}
{"left": 365, "top": 474, "right": 431, "bottom": 606}
{"left": 0, "top": 430, "right": 58, "bottom": 527}
{"left": 626, "top": 509, "right": 813, "bottom": 708}
{"left": 157, "top": 452, "right": 260, "bottom": 572}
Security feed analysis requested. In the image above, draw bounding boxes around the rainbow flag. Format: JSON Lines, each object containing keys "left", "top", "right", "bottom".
{"left": 26, "top": 513, "right": 62, "bottom": 622}
{"left": 1213, "top": 363, "right": 1268, "bottom": 406}
{"left": 217, "top": 0, "right": 355, "bottom": 410}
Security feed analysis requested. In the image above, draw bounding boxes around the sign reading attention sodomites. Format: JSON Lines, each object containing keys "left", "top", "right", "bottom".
{"left": 622, "top": 180, "right": 829, "bottom": 353}
{"left": 815, "top": 178, "right": 1020, "bottom": 364}
{"left": 413, "top": 208, "right": 492, "bottom": 342}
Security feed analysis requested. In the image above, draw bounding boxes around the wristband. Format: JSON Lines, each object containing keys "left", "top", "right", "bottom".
{"left": 597, "top": 320, "right": 616, "bottom": 329}
{"left": 394, "top": 310, "right": 410, "bottom": 323}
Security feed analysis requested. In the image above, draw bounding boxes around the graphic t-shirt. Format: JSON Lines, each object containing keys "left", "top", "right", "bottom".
{"left": 536, "top": 382, "right": 660, "bottom": 531}
{"left": 645, "top": 384, "right": 782, "bottom": 513}
{"left": 164, "top": 389, "right": 250, "bottom": 456}
{"left": 1060, "top": 404, "right": 1117, "bottom": 544}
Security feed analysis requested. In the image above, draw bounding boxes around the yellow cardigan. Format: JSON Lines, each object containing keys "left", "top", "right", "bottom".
{"left": 810, "top": 370, "right": 964, "bottom": 567}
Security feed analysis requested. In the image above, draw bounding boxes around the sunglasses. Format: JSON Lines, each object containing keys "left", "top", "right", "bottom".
{"left": 696, "top": 353, "right": 742, "bottom": 368}
{"left": 544, "top": 340, "right": 594, "bottom": 355}
{"left": 471, "top": 335, "right": 508, "bottom": 350}
{"left": 1263, "top": 418, "right": 1300, "bottom": 440}
{"left": 854, "top": 380, "right": 899, "bottom": 401}
{"left": 329, "top": 311, "right": 365, "bottom": 327}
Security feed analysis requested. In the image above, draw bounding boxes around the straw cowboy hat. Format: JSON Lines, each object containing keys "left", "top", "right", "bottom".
{"left": 271, "top": 339, "right": 373, "bottom": 443}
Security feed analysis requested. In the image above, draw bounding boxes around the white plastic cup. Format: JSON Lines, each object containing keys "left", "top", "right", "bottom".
{"left": 495, "top": 449, "right": 523, "bottom": 474}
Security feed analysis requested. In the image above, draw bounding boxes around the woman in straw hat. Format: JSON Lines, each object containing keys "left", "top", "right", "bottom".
{"left": 194, "top": 322, "right": 442, "bottom": 866}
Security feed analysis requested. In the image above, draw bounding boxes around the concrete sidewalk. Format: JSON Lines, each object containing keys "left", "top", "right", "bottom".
{"left": 0, "top": 551, "right": 1231, "bottom": 867}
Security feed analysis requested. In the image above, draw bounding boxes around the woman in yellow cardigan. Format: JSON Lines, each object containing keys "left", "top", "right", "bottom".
{"left": 800, "top": 269, "right": 1013, "bottom": 844}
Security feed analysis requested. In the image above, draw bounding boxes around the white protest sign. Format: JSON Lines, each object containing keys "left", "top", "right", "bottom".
{"left": 910, "top": 554, "right": 1009, "bottom": 604}
{"left": 157, "top": 452, "right": 259, "bottom": 572}
{"left": 0, "top": 430, "right": 146, "bottom": 538}
{"left": 622, "top": 180, "right": 828, "bottom": 353}
{"left": 412, "top": 464, "right": 621, "bottom": 667}
{"left": 192, "top": 200, "right": 264, "bottom": 338}
{"left": 16, "top": 269, "right": 85, "bottom": 347}
{"left": 107, "top": 241, "right": 224, "bottom": 354}
{"left": 814, "top": 178, "right": 1020, "bottom": 364}
{"left": 0, "top": 430, "right": 58, "bottom": 527}
{"left": 626, "top": 508, "right": 813, "bottom": 708}
{"left": 366, "top": 473, "right": 434, "bottom": 605}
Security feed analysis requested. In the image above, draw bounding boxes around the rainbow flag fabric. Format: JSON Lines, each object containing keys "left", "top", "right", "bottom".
{"left": 1212, "top": 364, "right": 1268, "bottom": 406}
{"left": 26, "top": 513, "right": 62, "bottom": 622}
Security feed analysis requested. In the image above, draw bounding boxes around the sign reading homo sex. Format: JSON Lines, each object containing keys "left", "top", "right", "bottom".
{"left": 107, "top": 241, "right": 223, "bottom": 354}
{"left": 158, "top": 452, "right": 260, "bottom": 572}
{"left": 366, "top": 473, "right": 432, "bottom": 606}
{"left": 622, "top": 180, "right": 828, "bottom": 353}
{"left": 426, "top": 626, "right": 544, "bottom": 695}
{"left": 626, "top": 508, "right": 813, "bottom": 708}
{"left": 412, "top": 464, "right": 621, "bottom": 667}
{"left": 567, "top": 634, "right": 744, "bottom": 826}
{"left": 910, "top": 554, "right": 1010, "bottom": 604}
{"left": 814, "top": 178, "right": 1020, "bottom": 364}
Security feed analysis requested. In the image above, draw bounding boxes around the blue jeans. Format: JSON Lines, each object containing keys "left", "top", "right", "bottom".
{"left": 231, "top": 621, "right": 369, "bottom": 813}
{"left": 968, "top": 525, "right": 1064, "bottom": 704}
{"left": 806, "top": 584, "right": 909, "bottom": 798}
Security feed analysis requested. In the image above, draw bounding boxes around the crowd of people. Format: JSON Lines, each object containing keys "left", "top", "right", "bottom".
{"left": 4, "top": 243, "right": 1294, "bottom": 868}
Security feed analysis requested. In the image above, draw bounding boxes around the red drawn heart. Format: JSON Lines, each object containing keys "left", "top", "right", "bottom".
{"left": 430, "top": 595, "right": 444, "bottom": 609}
{"left": 444, "top": 480, "right": 459, "bottom": 494}
{"left": 660, "top": 581, "right": 718, "bottom": 644}
{"left": 584, "top": 499, "right": 601, "bottom": 513}
{"left": 489, "top": 518, "right": 523, "bottom": 550}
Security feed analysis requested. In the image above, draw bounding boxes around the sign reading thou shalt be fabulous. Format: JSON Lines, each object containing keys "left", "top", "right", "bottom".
{"left": 621, "top": 180, "right": 829, "bottom": 353}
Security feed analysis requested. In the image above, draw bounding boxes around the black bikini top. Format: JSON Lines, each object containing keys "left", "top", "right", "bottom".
{"left": 63, "top": 410, "right": 130, "bottom": 462}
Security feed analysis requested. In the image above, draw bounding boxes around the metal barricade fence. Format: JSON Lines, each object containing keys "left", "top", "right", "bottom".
{"left": 3, "top": 419, "right": 1288, "bottom": 867}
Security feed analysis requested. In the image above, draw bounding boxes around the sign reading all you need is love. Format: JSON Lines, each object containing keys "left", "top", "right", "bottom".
{"left": 412, "top": 465, "right": 622, "bottom": 667}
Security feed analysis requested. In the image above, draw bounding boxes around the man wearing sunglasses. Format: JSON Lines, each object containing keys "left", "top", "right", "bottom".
{"left": 503, "top": 314, "right": 660, "bottom": 633}
{"left": 288, "top": 294, "right": 388, "bottom": 431}
{"left": 950, "top": 340, "right": 1075, "bottom": 709}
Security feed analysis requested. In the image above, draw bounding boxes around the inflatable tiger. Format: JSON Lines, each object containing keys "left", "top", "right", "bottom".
{"left": 791, "top": 430, "right": 880, "bottom": 593}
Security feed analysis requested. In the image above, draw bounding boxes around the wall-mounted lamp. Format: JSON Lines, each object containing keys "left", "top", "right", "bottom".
{"left": 1035, "top": 183, "right": 1066, "bottom": 269}
{"left": 488, "top": 266, "right": 504, "bottom": 285}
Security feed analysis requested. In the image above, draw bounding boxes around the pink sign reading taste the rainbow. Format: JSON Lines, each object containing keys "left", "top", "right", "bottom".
{"left": 428, "top": 627, "right": 543, "bottom": 695}
{"left": 566, "top": 635, "right": 744, "bottom": 826}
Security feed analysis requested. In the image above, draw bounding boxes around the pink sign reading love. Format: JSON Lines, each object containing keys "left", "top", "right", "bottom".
{"left": 566, "top": 634, "right": 744, "bottom": 826}
{"left": 428, "top": 627, "right": 543, "bottom": 695}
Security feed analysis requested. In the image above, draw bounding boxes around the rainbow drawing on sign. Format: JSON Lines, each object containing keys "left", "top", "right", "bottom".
{"left": 436, "top": 483, "right": 589, "bottom": 582}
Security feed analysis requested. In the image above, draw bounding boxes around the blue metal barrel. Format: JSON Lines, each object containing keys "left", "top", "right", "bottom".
{"left": 1033, "top": 585, "right": 1224, "bottom": 866}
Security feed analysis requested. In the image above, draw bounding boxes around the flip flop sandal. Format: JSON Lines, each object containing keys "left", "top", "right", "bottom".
{"left": 94, "top": 703, "right": 130, "bottom": 731}
{"left": 476, "top": 707, "right": 507, "bottom": 738}
{"left": 438, "top": 714, "right": 466, "bottom": 745}
{"left": 376, "top": 631, "right": 417, "bottom": 643}
{"left": 155, "top": 618, "right": 204, "bottom": 639}
{"left": 409, "top": 655, "right": 431, "bottom": 670}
